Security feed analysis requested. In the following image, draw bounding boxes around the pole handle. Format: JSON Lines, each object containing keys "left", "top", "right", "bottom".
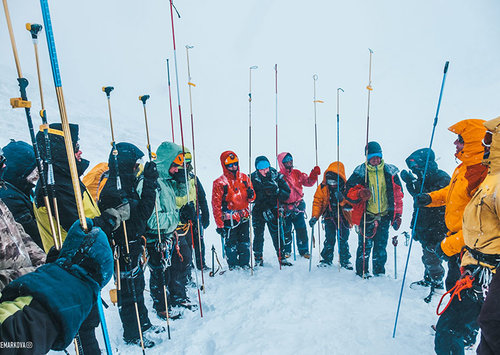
{"left": 102, "top": 86, "right": 114, "bottom": 97}
{"left": 139, "top": 95, "right": 150, "bottom": 104}
{"left": 26, "top": 23, "right": 42, "bottom": 39}
{"left": 444, "top": 61, "right": 449, "bottom": 73}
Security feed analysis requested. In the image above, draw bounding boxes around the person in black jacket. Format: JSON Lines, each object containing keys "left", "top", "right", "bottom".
{"left": 0, "top": 140, "right": 42, "bottom": 248}
{"left": 251, "top": 156, "right": 291, "bottom": 266}
{"left": 400, "top": 148, "right": 450, "bottom": 289}
{"left": 99, "top": 142, "right": 159, "bottom": 348}
{"left": 34, "top": 123, "right": 126, "bottom": 355}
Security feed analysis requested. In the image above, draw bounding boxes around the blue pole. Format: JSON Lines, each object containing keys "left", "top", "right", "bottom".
{"left": 392, "top": 61, "right": 449, "bottom": 338}
{"left": 97, "top": 294, "right": 113, "bottom": 355}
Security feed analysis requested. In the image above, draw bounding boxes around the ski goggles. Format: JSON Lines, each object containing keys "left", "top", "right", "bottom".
{"left": 482, "top": 131, "right": 493, "bottom": 148}
{"left": 224, "top": 153, "right": 239, "bottom": 167}
{"left": 282, "top": 155, "right": 293, "bottom": 163}
{"left": 172, "top": 153, "right": 185, "bottom": 167}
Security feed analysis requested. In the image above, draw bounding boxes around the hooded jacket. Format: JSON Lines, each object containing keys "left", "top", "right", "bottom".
{"left": 99, "top": 143, "right": 156, "bottom": 248}
{"left": 426, "top": 119, "right": 487, "bottom": 256}
{"left": 277, "top": 152, "right": 318, "bottom": 206}
{"left": 0, "top": 140, "right": 42, "bottom": 247}
{"left": 403, "top": 148, "right": 450, "bottom": 243}
{"left": 461, "top": 116, "right": 500, "bottom": 269}
{"left": 137, "top": 142, "right": 182, "bottom": 238}
{"left": 251, "top": 156, "right": 291, "bottom": 216}
{"left": 311, "top": 162, "right": 352, "bottom": 226}
{"left": 346, "top": 160, "right": 403, "bottom": 226}
{"left": 34, "top": 124, "right": 103, "bottom": 252}
{"left": 212, "top": 151, "right": 255, "bottom": 229}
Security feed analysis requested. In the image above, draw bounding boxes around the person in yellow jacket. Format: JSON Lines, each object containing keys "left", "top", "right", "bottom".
{"left": 434, "top": 116, "right": 500, "bottom": 355}
{"left": 415, "top": 119, "right": 487, "bottom": 289}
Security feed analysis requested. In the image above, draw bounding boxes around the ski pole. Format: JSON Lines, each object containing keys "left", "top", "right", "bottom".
{"left": 292, "top": 228, "right": 296, "bottom": 261}
{"left": 392, "top": 61, "right": 450, "bottom": 338}
{"left": 138, "top": 94, "right": 172, "bottom": 338}
{"left": 336, "top": 88, "right": 344, "bottom": 272}
{"left": 166, "top": 58, "right": 175, "bottom": 143}
{"left": 211, "top": 244, "right": 215, "bottom": 277}
{"left": 275, "top": 64, "right": 282, "bottom": 270}
{"left": 392, "top": 235, "right": 398, "bottom": 279}
{"left": 185, "top": 45, "right": 205, "bottom": 292}
{"left": 362, "top": 48, "right": 374, "bottom": 279}
{"left": 39, "top": 0, "right": 87, "bottom": 232}
{"left": 97, "top": 294, "right": 113, "bottom": 355}
{"left": 313, "top": 74, "right": 324, "bottom": 261}
{"left": 24, "top": 22, "right": 63, "bottom": 249}
{"left": 248, "top": 65, "right": 258, "bottom": 275}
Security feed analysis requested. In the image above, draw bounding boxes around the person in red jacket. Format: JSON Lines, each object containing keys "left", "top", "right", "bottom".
{"left": 277, "top": 152, "right": 320, "bottom": 258}
{"left": 212, "top": 151, "right": 255, "bottom": 269}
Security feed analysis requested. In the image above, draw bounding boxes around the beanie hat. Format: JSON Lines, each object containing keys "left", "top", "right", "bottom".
{"left": 255, "top": 156, "right": 270, "bottom": 170}
{"left": 365, "top": 141, "right": 382, "bottom": 160}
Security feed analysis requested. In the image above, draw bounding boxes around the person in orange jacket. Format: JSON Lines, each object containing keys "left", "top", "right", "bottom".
{"left": 310, "top": 162, "right": 353, "bottom": 269}
{"left": 415, "top": 119, "right": 487, "bottom": 289}
{"left": 212, "top": 151, "right": 255, "bottom": 269}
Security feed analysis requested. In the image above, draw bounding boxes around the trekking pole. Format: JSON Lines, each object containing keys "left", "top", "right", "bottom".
{"left": 392, "top": 235, "right": 398, "bottom": 279}
{"left": 211, "top": 245, "right": 215, "bottom": 277}
{"left": 292, "top": 228, "right": 296, "bottom": 261}
{"left": 166, "top": 59, "right": 175, "bottom": 143}
{"left": 362, "top": 48, "right": 374, "bottom": 279}
{"left": 313, "top": 74, "right": 324, "bottom": 261}
{"left": 38, "top": 0, "right": 87, "bottom": 232}
{"left": 392, "top": 61, "right": 450, "bottom": 338}
{"left": 309, "top": 225, "right": 315, "bottom": 272}
{"left": 336, "top": 88, "right": 344, "bottom": 272}
{"left": 275, "top": 64, "right": 282, "bottom": 270}
{"left": 185, "top": 45, "right": 205, "bottom": 292}
{"left": 168, "top": 1, "right": 202, "bottom": 316}
{"left": 24, "top": 22, "right": 62, "bottom": 249}
{"left": 138, "top": 94, "right": 172, "bottom": 338}
{"left": 248, "top": 65, "right": 258, "bottom": 275}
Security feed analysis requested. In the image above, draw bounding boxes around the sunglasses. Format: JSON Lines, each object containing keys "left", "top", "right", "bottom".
{"left": 172, "top": 153, "right": 185, "bottom": 166}
{"left": 457, "top": 135, "right": 464, "bottom": 144}
{"left": 226, "top": 162, "right": 238, "bottom": 168}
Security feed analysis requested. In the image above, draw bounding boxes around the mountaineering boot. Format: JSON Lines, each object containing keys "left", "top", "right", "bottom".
{"left": 280, "top": 258, "right": 293, "bottom": 267}
{"left": 410, "top": 278, "right": 431, "bottom": 289}
{"left": 284, "top": 253, "right": 291, "bottom": 259}
{"left": 255, "top": 256, "right": 264, "bottom": 266}
{"left": 318, "top": 260, "right": 332, "bottom": 268}
{"left": 301, "top": 252, "right": 311, "bottom": 259}
{"left": 341, "top": 261, "right": 353, "bottom": 270}
{"left": 125, "top": 336, "right": 155, "bottom": 348}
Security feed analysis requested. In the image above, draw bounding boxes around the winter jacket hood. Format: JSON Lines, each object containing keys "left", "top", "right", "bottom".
{"left": 107, "top": 142, "right": 144, "bottom": 194}
{"left": 322, "top": 161, "right": 346, "bottom": 185}
{"left": 448, "top": 119, "right": 486, "bottom": 165}
{"left": 405, "top": 148, "right": 438, "bottom": 176}
{"left": 462, "top": 116, "right": 500, "bottom": 269}
{"left": 220, "top": 150, "right": 240, "bottom": 180}
{"left": 483, "top": 116, "right": 500, "bottom": 174}
{"left": 155, "top": 141, "right": 183, "bottom": 178}
{"left": 2, "top": 140, "right": 36, "bottom": 194}
{"left": 277, "top": 152, "right": 292, "bottom": 173}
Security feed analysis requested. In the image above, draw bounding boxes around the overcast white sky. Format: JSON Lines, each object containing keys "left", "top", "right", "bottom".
{"left": 1, "top": 0, "right": 499, "bottom": 182}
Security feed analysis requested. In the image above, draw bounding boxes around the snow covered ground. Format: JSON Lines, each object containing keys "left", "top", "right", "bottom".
{"left": 1, "top": 0, "right": 499, "bottom": 353}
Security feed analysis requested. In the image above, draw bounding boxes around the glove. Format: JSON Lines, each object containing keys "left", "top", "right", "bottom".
{"left": 400, "top": 169, "right": 415, "bottom": 184}
{"left": 179, "top": 202, "right": 196, "bottom": 224}
{"left": 309, "top": 217, "right": 318, "bottom": 227}
{"left": 435, "top": 242, "right": 450, "bottom": 262}
{"left": 144, "top": 161, "right": 159, "bottom": 181}
{"left": 102, "top": 202, "right": 131, "bottom": 231}
{"left": 415, "top": 193, "right": 432, "bottom": 207}
{"left": 392, "top": 213, "right": 402, "bottom": 231}
{"left": 263, "top": 209, "right": 276, "bottom": 223}
{"left": 247, "top": 187, "right": 255, "bottom": 199}
{"left": 334, "top": 190, "right": 344, "bottom": 203}
{"left": 46, "top": 246, "right": 60, "bottom": 264}
{"left": 216, "top": 227, "right": 228, "bottom": 239}
{"left": 201, "top": 213, "right": 210, "bottom": 229}
{"left": 311, "top": 166, "right": 321, "bottom": 178}
{"left": 358, "top": 187, "right": 372, "bottom": 201}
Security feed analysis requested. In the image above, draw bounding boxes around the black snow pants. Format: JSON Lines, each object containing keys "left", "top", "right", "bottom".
{"left": 355, "top": 214, "right": 391, "bottom": 276}
{"left": 282, "top": 200, "right": 309, "bottom": 256}
{"left": 253, "top": 215, "right": 284, "bottom": 260}
{"left": 168, "top": 231, "right": 192, "bottom": 305}
{"left": 321, "top": 218, "right": 351, "bottom": 265}
{"left": 477, "top": 268, "right": 500, "bottom": 355}
{"left": 225, "top": 220, "right": 250, "bottom": 268}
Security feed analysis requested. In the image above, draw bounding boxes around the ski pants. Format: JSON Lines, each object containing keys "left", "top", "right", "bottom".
{"left": 78, "top": 303, "right": 100, "bottom": 355}
{"left": 225, "top": 220, "right": 250, "bottom": 268}
{"left": 168, "top": 233, "right": 192, "bottom": 305}
{"left": 253, "top": 215, "right": 284, "bottom": 260}
{"left": 118, "top": 241, "right": 151, "bottom": 341}
{"left": 321, "top": 218, "right": 351, "bottom": 265}
{"left": 419, "top": 239, "right": 445, "bottom": 284}
{"left": 190, "top": 222, "right": 206, "bottom": 270}
{"left": 283, "top": 202, "right": 309, "bottom": 255}
{"left": 146, "top": 240, "right": 171, "bottom": 314}
{"left": 477, "top": 269, "right": 500, "bottom": 355}
{"left": 355, "top": 214, "right": 391, "bottom": 275}
{"left": 434, "top": 269, "right": 484, "bottom": 355}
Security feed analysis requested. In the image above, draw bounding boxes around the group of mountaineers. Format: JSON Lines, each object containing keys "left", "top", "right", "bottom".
{"left": 0, "top": 114, "right": 499, "bottom": 354}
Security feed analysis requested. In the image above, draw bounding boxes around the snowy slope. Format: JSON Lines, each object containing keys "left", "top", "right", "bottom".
{"left": 1, "top": 0, "right": 499, "bottom": 354}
